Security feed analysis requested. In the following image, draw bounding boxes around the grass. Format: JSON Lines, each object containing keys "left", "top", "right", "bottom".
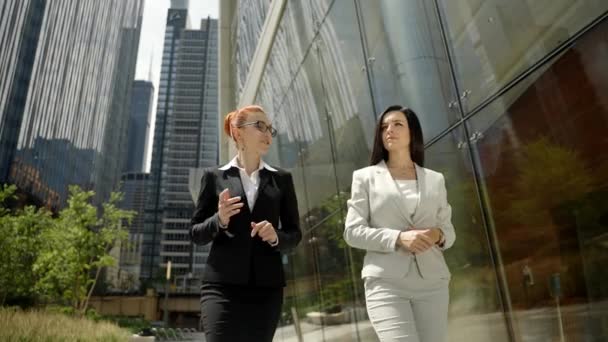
{"left": 0, "top": 307, "right": 132, "bottom": 341}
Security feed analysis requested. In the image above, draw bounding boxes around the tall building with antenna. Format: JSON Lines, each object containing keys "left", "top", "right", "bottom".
{"left": 142, "top": 0, "right": 218, "bottom": 286}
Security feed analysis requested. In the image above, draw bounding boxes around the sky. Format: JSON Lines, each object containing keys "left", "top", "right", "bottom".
{"left": 134, "top": 0, "right": 220, "bottom": 171}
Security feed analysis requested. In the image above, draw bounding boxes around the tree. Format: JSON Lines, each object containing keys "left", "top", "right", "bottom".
{"left": 34, "top": 186, "right": 135, "bottom": 314}
{"left": 0, "top": 185, "right": 52, "bottom": 307}
{"left": 505, "top": 137, "right": 594, "bottom": 226}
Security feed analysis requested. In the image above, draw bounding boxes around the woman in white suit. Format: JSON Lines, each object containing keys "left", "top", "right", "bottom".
{"left": 344, "top": 105, "right": 456, "bottom": 342}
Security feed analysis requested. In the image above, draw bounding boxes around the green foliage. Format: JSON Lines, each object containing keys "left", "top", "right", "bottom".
{"left": 319, "top": 278, "right": 353, "bottom": 311}
{"left": 42, "top": 305, "right": 149, "bottom": 333}
{"left": 0, "top": 185, "right": 53, "bottom": 306}
{"left": 506, "top": 137, "right": 594, "bottom": 225}
{"left": 0, "top": 184, "right": 135, "bottom": 314}
{"left": 104, "top": 315, "right": 151, "bottom": 333}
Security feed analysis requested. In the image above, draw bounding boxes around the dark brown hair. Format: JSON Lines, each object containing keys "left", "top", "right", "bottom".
{"left": 369, "top": 105, "right": 424, "bottom": 166}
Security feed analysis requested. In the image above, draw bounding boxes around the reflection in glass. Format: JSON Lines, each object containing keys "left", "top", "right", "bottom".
{"left": 254, "top": 1, "right": 379, "bottom": 340}
{"left": 229, "top": 0, "right": 607, "bottom": 340}
{"left": 316, "top": 0, "right": 376, "bottom": 189}
{"left": 438, "top": 0, "right": 608, "bottom": 111}
{"left": 359, "top": 0, "right": 461, "bottom": 140}
{"left": 232, "top": 0, "right": 271, "bottom": 99}
{"left": 426, "top": 126, "right": 510, "bottom": 342}
{"left": 468, "top": 17, "right": 608, "bottom": 341}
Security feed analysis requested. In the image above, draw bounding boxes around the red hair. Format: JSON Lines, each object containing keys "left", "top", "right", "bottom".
{"left": 223, "top": 105, "right": 265, "bottom": 141}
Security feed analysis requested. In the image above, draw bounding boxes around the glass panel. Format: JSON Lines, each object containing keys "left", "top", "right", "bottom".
{"left": 359, "top": 0, "right": 462, "bottom": 140}
{"left": 315, "top": 3, "right": 381, "bottom": 339}
{"left": 268, "top": 1, "right": 378, "bottom": 337}
{"left": 263, "top": 38, "right": 336, "bottom": 340}
{"left": 316, "top": 0, "right": 376, "bottom": 183}
{"left": 288, "top": 45, "right": 341, "bottom": 340}
{"left": 438, "top": 0, "right": 608, "bottom": 111}
{"left": 467, "top": 17, "right": 608, "bottom": 341}
{"left": 276, "top": 228, "right": 326, "bottom": 341}
{"left": 426, "top": 125, "right": 511, "bottom": 342}
{"left": 286, "top": 0, "right": 334, "bottom": 54}
{"left": 258, "top": 0, "right": 340, "bottom": 108}
{"left": 232, "top": 0, "right": 271, "bottom": 99}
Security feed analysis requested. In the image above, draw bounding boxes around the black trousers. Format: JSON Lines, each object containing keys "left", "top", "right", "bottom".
{"left": 200, "top": 282, "right": 283, "bottom": 342}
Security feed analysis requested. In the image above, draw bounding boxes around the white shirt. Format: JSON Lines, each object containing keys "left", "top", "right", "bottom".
{"left": 219, "top": 156, "right": 278, "bottom": 210}
{"left": 395, "top": 179, "right": 445, "bottom": 245}
{"left": 219, "top": 157, "right": 279, "bottom": 246}
{"left": 395, "top": 179, "right": 419, "bottom": 218}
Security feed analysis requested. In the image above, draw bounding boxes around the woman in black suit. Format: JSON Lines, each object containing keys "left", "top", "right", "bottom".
{"left": 190, "top": 105, "right": 302, "bottom": 342}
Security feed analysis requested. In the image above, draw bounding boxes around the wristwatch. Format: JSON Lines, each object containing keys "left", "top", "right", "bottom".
{"left": 436, "top": 229, "right": 445, "bottom": 245}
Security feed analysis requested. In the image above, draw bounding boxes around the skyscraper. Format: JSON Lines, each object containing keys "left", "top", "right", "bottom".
{"left": 0, "top": 0, "right": 45, "bottom": 184}
{"left": 142, "top": 1, "right": 218, "bottom": 284}
{"left": 124, "top": 80, "right": 154, "bottom": 173}
{"left": 0, "top": 0, "right": 143, "bottom": 209}
{"left": 113, "top": 77, "right": 153, "bottom": 291}
{"left": 112, "top": 172, "right": 149, "bottom": 291}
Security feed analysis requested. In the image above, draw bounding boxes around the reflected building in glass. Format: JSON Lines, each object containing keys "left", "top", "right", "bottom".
{"left": 218, "top": 1, "right": 608, "bottom": 341}
{"left": 142, "top": 0, "right": 219, "bottom": 285}
{"left": 0, "top": 0, "right": 144, "bottom": 209}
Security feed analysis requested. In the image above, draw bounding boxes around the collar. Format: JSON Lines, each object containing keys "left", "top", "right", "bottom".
{"left": 219, "top": 156, "right": 278, "bottom": 172}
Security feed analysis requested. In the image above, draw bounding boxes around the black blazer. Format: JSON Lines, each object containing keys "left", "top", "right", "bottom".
{"left": 190, "top": 166, "right": 302, "bottom": 288}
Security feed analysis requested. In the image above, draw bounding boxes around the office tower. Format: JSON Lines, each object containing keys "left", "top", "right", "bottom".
{"left": 124, "top": 80, "right": 154, "bottom": 173}
{"left": 142, "top": 1, "right": 218, "bottom": 284}
{"left": 0, "top": 0, "right": 143, "bottom": 209}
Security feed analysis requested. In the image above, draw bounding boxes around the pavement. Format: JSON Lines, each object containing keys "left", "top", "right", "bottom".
{"left": 130, "top": 300, "right": 608, "bottom": 341}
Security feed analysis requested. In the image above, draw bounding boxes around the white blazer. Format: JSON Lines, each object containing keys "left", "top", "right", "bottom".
{"left": 344, "top": 160, "right": 455, "bottom": 279}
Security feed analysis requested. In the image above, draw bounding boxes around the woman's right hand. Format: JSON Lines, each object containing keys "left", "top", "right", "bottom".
{"left": 218, "top": 189, "right": 244, "bottom": 227}
{"left": 397, "top": 229, "right": 435, "bottom": 254}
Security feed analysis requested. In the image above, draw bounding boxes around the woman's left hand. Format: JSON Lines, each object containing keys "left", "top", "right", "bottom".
{"left": 251, "top": 221, "right": 278, "bottom": 245}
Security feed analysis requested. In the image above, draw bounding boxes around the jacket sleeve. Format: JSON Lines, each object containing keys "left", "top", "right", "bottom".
{"left": 436, "top": 174, "right": 456, "bottom": 250}
{"left": 343, "top": 170, "right": 401, "bottom": 253}
{"left": 275, "top": 172, "right": 302, "bottom": 252}
{"left": 190, "top": 169, "right": 222, "bottom": 245}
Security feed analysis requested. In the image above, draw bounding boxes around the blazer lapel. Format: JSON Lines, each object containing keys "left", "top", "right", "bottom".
{"left": 223, "top": 167, "right": 250, "bottom": 213}
{"left": 376, "top": 161, "right": 414, "bottom": 226}
{"left": 251, "top": 168, "right": 271, "bottom": 214}
{"left": 411, "top": 164, "right": 425, "bottom": 224}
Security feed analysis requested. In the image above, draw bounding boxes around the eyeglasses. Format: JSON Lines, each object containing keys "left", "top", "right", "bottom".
{"left": 237, "top": 121, "right": 278, "bottom": 137}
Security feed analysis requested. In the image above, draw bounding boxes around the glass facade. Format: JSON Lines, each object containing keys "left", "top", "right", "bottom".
{"left": 222, "top": 1, "right": 608, "bottom": 341}
{"left": 143, "top": 9, "right": 219, "bottom": 284}
{"left": 116, "top": 172, "right": 149, "bottom": 291}
{"left": 0, "top": 0, "right": 143, "bottom": 209}
{"left": 124, "top": 80, "right": 154, "bottom": 173}
{"left": 232, "top": 0, "right": 272, "bottom": 100}
{"left": 0, "top": 0, "right": 45, "bottom": 184}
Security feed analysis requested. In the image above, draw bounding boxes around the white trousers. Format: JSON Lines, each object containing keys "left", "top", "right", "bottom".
{"left": 364, "top": 265, "right": 450, "bottom": 342}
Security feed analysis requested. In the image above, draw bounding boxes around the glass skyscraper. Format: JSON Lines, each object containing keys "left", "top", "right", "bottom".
{"left": 124, "top": 80, "right": 154, "bottom": 174}
{"left": 142, "top": 0, "right": 219, "bottom": 285}
{"left": 219, "top": 1, "right": 608, "bottom": 341}
{"left": 0, "top": 0, "right": 143, "bottom": 209}
{"left": 113, "top": 172, "right": 149, "bottom": 292}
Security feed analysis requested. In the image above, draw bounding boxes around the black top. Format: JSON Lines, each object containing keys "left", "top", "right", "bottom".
{"left": 190, "top": 166, "right": 302, "bottom": 288}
